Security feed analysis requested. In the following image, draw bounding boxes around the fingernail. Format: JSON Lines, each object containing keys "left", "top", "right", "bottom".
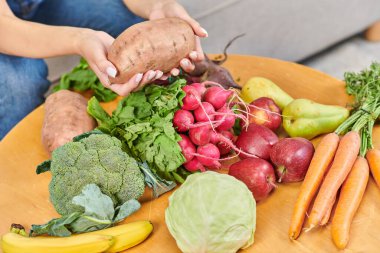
{"left": 135, "top": 73, "right": 143, "bottom": 84}
{"left": 147, "top": 71, "right": 156, "bottom": 80}
{"left": 172, "top": 69, "right": 180, "bottom": 76}
{"left": 106, "top": 67, "right": 117, "bottom": 78}
{"left": 181, "top": 59, "right": 190, "bottom": 67}
{"left": 189, "top": 51, "right": 197, "bottom": 59}
{"left": 156, "top": 71, "right": 163, "bottom": 79}
{"left": 201, "top": 28, "right": 208, "bottom": 37}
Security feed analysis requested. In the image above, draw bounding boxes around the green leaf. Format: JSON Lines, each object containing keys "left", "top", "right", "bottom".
{"left": 140, "top": 162, "right": 176, "bottom": 198}
{"left": 87, "top": 97, "right": 112, "bottom": 132}
{"left": 113, "top": 199, "right": 141, "bottom": 223}
{"left": 30, "top": 184, "right": 141, "bottom": 236}
{"left": 36, "top": 160, "right": 51, "bottom": 174}
{"left": 72, "top": 184, "right": 115, "bottom": 221}
{"left": 30, "top": 212, "right": 81, "bottom": 237}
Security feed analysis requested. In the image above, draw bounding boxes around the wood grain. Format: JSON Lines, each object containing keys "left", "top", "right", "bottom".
{"left": 1, "top": 55, "right": 379, "bottom": 253}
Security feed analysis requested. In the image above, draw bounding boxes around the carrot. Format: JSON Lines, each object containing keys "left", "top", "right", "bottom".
{"left": 366, "top": 149, "right": 380, "bottom": 188}
{"left": 331, "top": 156, "right": 369, "bottom": 249}
{"left": 320, "top": 194, "right": 336, "bottom": 226}
{"left": 307, "top": 131, "right": 360, "bottom": 229}
{"left": 288, "top": 133, "right": 340, "bottom": 240}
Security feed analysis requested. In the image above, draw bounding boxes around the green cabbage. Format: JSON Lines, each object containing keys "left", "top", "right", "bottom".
{"left": 165, "top": 171, "right": 256, "bottom": 253}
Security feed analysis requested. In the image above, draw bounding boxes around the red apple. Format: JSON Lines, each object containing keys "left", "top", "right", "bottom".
{"left": 270, "top": 137, "right": 315, "bottom": 183}
{"left": 248, "top": 97, "right": 282, "bottom": 131}
{"left": 236, "top": 123, "right": 278, "bottom": 160}
{"left": 229, "top": 158, "right": 276, "bottom": 201}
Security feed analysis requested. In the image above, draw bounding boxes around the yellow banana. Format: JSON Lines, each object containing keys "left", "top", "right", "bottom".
{"left": 1, "top": 232, "right": 114, "bottom": 253}
{"left": 90, "top": 220, "right": 153, "bottom": 253}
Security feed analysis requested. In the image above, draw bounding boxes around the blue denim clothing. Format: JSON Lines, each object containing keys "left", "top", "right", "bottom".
{"left": 0, "top": 0, "right": 144, "bottom": 139}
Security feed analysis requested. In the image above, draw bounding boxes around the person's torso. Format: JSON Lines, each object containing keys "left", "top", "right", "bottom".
{"left": 7, "top": 0, "right": 45, "bottom": 19}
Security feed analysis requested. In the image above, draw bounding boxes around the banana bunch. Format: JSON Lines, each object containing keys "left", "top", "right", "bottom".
{"left": 1, "top": 221, "right": 153, "bottom": 253}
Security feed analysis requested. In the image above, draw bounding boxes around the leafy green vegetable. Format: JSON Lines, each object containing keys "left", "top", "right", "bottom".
{"left": 87, "top": 79, "right": 188, "bottom": 182}
{"left": 165, "top": 171, "right": 256, "bottom": 253}
{"left": 30, "top": 184, "right": 140, "bottom": 237}
{"left": 140, "top": 162, "right": 176, "bottom": 198}
{"left": 335, "top": 62, "right": 380, "bottom": 156}
{"left": 37, "top": 133, "right": 145, "bottom": 216}
{"left": 53, "top": 58, "right": 117, "bottom": 102}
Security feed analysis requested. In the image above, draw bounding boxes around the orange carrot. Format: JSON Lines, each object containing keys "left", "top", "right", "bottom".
{"left": 320, "top": 194, "right": 336, "bottom": 226}
{"left": 288, "top": 133, "right": 340, "bottom": 240}
{"left": 308, "top": 131, "right": 360, "bottom": 229}
{"left": 331, "top": 156, "right": 369, "bottom": 249}
{"left": 366, "top": 149, "right": 380, "bottom": 188}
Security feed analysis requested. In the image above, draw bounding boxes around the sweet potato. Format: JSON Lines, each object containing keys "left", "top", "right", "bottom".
{"left": 108, "top": 18, "right": 195, "bottom": 83}
{"left": 42, "top": 90, "right": 96, "bottom": 154}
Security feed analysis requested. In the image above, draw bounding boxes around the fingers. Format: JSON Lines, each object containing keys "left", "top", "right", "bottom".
{"left": 180, "top": 58, "right": 195, "bottom": 72}
{"left": 179, "top": 15, "right": 208, "bottom": 38}
{"left": 108, "top": 73, "right": 143, "bottom": 96}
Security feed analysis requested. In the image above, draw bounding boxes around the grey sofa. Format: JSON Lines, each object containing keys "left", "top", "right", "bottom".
{"left": 47, "top": 0, "right": 380, "bottom": 81}
{"left": 179, "top": 0, "right": 380, "bottom": 61}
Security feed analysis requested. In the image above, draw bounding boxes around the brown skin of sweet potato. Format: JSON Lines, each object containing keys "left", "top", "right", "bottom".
{"left": 108, "top": 18, "right": 195, "bottom": 84}
{"left": 42, "top": 90, "right": 96, "bottom": 154}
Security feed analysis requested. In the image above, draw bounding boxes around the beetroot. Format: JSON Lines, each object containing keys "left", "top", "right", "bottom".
{"left": 229, "top": 158, "right": 276, "bottom": 201}
{"left": 203, "top": 86, "right": 233, "bottom": 110}
{"left": 214, "top": 106, "right": 236, "bottom": 131}
{"left": 190, "top": 83, "right": 207, "bottom": 97}
{"left": 173, "top": 109, "right": 194, "bottom": 132}
{"left": 182, "top": 86, "right": 200, "bottom": 110}
{"left": 270, "top": 137, "right": 315, "bottom": 183}
{"left": 184, "top": 157, "right": 205, "bottom": 172}
{"left": 189, "top": 125, "right": 211, "bottom": 146}
{"left": 194, "top": 102, "right": 215, "bottom": 122}
{"left": 178, "top": 134, "right": 196, "bottom": 162}
{"left": 196, "top": 143, "right": 221, "bottom": 168}
{"left": 236, "top": 123, "right": 278, "bottom": 160}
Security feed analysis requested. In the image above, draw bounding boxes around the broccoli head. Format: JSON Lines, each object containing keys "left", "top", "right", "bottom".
{"left": 47, "top": 134, "right": 145, "bottom": 215}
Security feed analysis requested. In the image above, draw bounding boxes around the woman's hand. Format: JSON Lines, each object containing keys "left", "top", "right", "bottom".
{"left": 149, "top": 0, "right": 207, "bottom": 75}
{"left": 76, "top": 29, "right": 164, "bottom": 96}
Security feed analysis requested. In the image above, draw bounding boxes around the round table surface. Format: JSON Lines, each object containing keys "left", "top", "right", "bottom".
{"left": 1, "top": 55, "right": 380, "bottom": 253}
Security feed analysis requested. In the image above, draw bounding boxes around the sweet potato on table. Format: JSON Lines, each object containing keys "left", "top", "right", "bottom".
{"left": 108, "top": 18, "right": 195, "bottom": 84}
{"left": 42, "top": 90, "right": 96, "bottom": 154}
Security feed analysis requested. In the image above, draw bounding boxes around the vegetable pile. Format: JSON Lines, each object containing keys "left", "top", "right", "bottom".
{"left": 87, "top": 79, "right": 190, "bottom": 182}
{"left": 288, "top": 63, "right": 380, "bottom": 250}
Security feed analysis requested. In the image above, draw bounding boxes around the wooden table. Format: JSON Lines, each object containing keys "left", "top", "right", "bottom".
{"left": 1, "top": 55, "right": 380, "bottom": 253}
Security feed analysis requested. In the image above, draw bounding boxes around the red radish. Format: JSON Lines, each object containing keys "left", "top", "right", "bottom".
{"left": 214, "top": 106, "right": 236, "bottom": 131}
{"left": 189, "top": 125, "right": 211, "bottom": 146}
{"left": 184, "top": 157, "right": 205, "bottom": 172}
{"left": 270, "top": 137, "right": 315, "bottom": 183}
{"left": 182, "top": 86, "right": 200, "bottom": 110}
{"left": 190, "top": 82, "right": 207, "bottom": 97}
{"left": 236, "top": 123, "right": 278, "bottom": 160}
{"left": 173, "top": 109, "right": 194, "bottom": 132}
{"left": 204, "top": 86, "right": 233, "bottom": 110}
{"left": 217, "top": 131, "right": 235, "bottom": 155}
{"left": 229, "top": 158, "right": 276, "bottom": 201}
{"left": 210, "top": 131, "right": 219, "bottom": 144}
{"left": 196, "top": 143, "right": 221, "bottom": 168}
{"left": 178, "top": 134, "right": 196, "bottom": 162}
{"left": 194, "top": 102, "right": 216, "bottom": 122}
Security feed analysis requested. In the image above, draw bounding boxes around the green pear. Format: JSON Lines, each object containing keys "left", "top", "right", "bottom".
{"left": 283, "top": 99, "right": 349, "bottom": 140}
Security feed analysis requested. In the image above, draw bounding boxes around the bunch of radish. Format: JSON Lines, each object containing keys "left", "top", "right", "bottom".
{"left": 175, "top": 82, "right": 258, "bottom": 172}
